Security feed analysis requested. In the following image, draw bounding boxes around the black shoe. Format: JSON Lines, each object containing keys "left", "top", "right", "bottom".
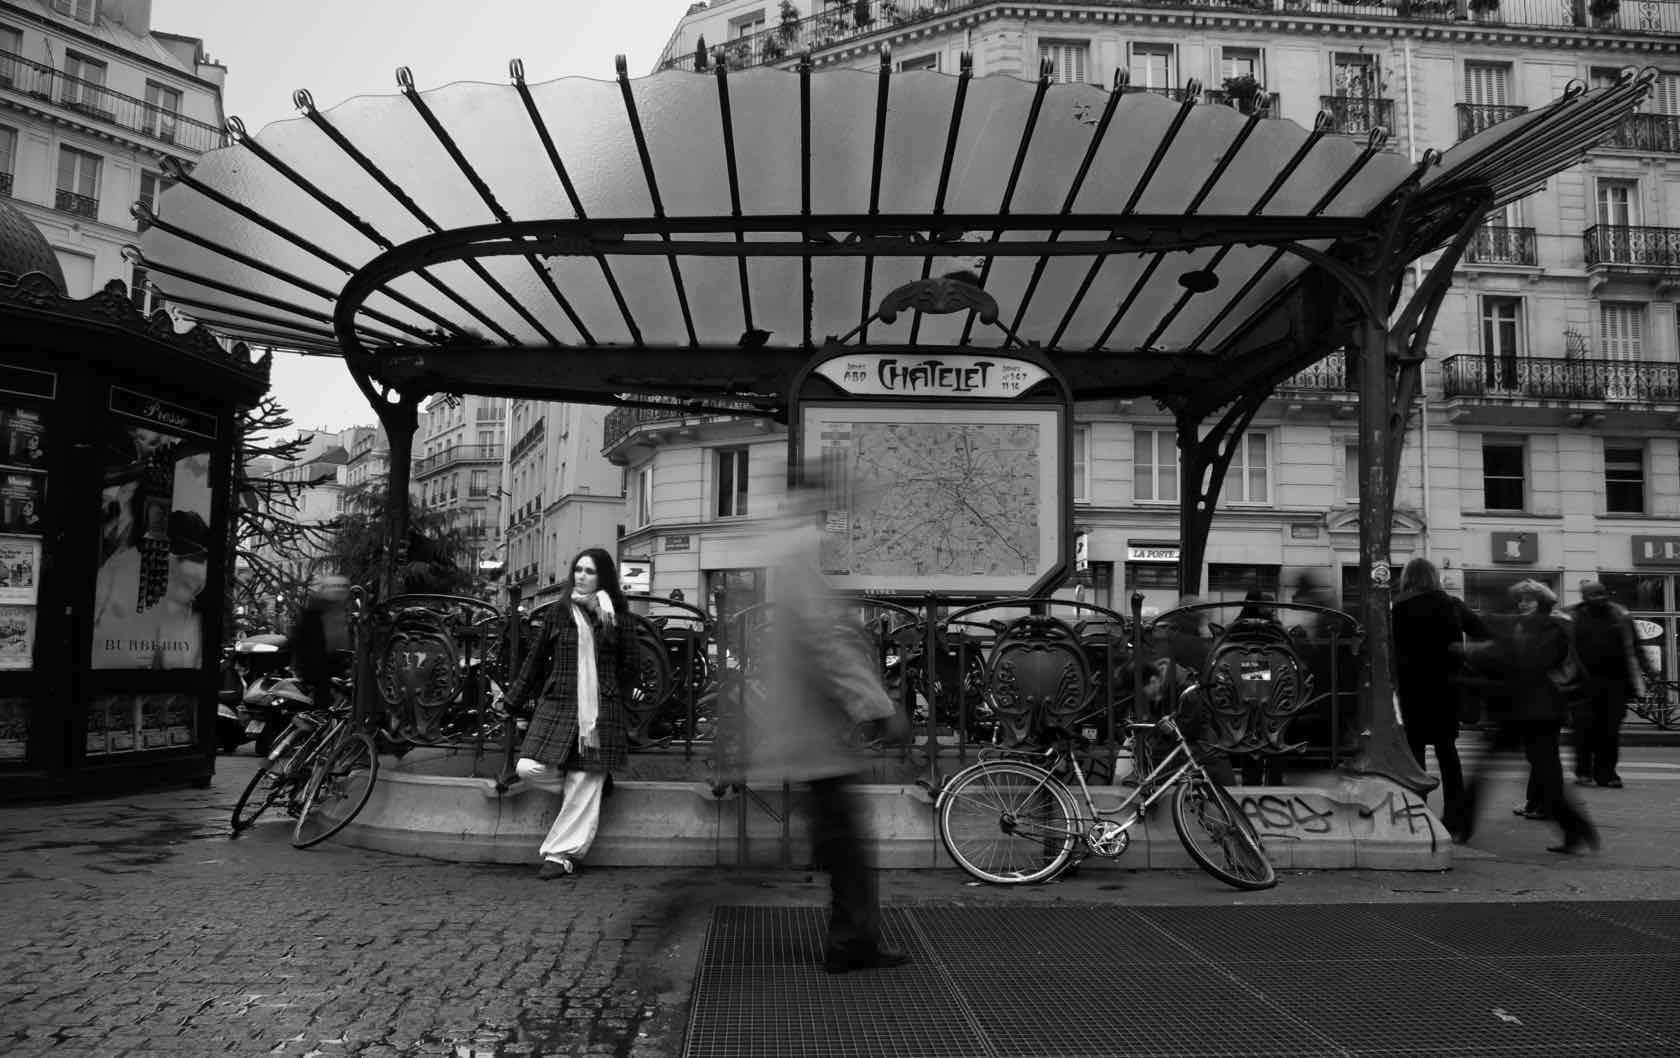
{"left": 823, "top": 946, "right": 911, "bottom": 974}
{"left": 1547, "top": 830, "right": 1601, "bottom": 856}
{"left": 537, "top": 857, "right": 578, "bottom": 879}
{"left": 1601, "top": 778, "right": 1624, "bottom": 789}
{"left": 1574, "top": 775, "right": 1596, "bottom": 787}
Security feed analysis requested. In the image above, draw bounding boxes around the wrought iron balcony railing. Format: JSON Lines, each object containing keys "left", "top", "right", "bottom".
{"left": 1277, "top": 350, "right": 1353, "bottom": 392}
{"left": 1318, "top": 96, "right": 1395, "bottom": 135}
{"left": 413, "top": 444, "right": 504, "bottom": 476}
{"left": 54, "top": 188, "right": 97, "bottom": 219}
{"left": 659, "top": 0, "right": 1680, "bottom": 73}
{"left": 1456, "top": 102, "right": 1528, "bottom": 140}
{"left": 1583, "top": 224, "right": 1680, "bottom": 269}
{"left": 0, "top": 171, "right": 11, "bottom": 197}
{"left": 1598, "top": 111, "right": 1680, "bottom": 153}
{"left": 603, "top": 400, "right": 761, "bottom": 452}
{"left": 1465, "top": 225, "right": 1537, "bottom": 266}
{"left": 0, "top": 50, "right": 224, "bottom": 154}
{"left": 1203, "top": 89, "right": 1281, "bottom": 115}
{"left": 1442, "top": 354, "right": 1680, "bottom": 402}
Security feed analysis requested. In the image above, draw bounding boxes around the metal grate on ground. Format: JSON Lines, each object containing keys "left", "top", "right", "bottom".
{"left": 683, "top": 901, "right": 1680, "bottom": 1058}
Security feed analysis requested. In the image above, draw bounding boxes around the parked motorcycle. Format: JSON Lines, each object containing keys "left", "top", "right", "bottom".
{"left": 229, "top": 633, "right": 314, "bottom": 755}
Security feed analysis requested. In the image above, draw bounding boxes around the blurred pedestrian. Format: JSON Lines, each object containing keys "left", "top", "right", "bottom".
{"left": 1459, "top": 579, "right": 1598, "bottom": 854}
{"left": 291, "top": 573, "right": 353, "bottom": 713}
{"left": 738, "top": 487, "right": 910, "bottom": 974}
{"left": 1391, "top": 557, "right": 1488, "bottom": 838}
{"left": 500, "top": 548, "right": 639, "bottom": 879}
{"left": 1567, "top": 580, "right": 1646, "bottom": 789}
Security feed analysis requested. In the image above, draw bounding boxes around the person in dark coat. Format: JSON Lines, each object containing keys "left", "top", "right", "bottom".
{"left": 500, "top": 548, "right": 639, "bottom": 878}
{"left": 290, "top": 573, "right": 352, "bottom": 712}
{"left": 1391, "top": 557, "right": 1488, "bottom": 838}
{"left": 1459, "top": 579, "right": 1598, "bottom": 854}
{"left": 1567, "top": 580, "right": 1647, "bottom": 788}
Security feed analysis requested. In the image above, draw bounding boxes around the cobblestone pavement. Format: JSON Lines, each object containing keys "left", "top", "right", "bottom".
{"left": 3, "top": 747, "right": 1677, "bottom": 1057}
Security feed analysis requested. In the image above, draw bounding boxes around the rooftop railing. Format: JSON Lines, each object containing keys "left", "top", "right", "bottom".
{"left": 0, "top": 49, "right": 224, "bottom": 154}
{"left": 1277, "top": 350, "right": 1353, "bottom": 392}
{"left": 658, "top": 0, "right": 1680, "bottom": 73}
{"left": 1319, "top": 96, "right": 1395, "bottom": 135}
{"left": 603, "top": 400, "right": 761, "bottom": 453}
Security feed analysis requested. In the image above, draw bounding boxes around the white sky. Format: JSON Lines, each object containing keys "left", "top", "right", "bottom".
{"left": 149, "top": 0, "right": 699, "bottom": 436}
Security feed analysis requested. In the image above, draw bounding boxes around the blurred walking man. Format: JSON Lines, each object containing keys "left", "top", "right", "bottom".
{"left": 1568, "top": 581, "right": 1646, "bottom": 789}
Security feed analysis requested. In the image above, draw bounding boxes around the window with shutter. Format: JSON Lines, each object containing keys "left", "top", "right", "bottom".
{"left": 1597, "top": 179, "right": 1636, "bottom": 226}
{"left": 1599, "top": 302, "right": 1645, "bottom": 361}
{"left": 1130, "top": 44, "right": 1173, "bottom": 91}
{"left": 1465, "top": 62, "right": 1509, "bottom": 106}
{"left": 1039, "top": 41, "right": 1089, "bottom": 85}
{"left": 1649, "top": 72, "right": 1680, "bottom": 115}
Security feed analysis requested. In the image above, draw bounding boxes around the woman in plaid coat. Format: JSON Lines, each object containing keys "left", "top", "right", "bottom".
{"left": 501, "top": 548, "right": 639, "bottom": 878}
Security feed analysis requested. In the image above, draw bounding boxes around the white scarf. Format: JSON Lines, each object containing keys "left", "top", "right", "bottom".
{"left": 570, "top": 592, "right": 611, "bottom": 750}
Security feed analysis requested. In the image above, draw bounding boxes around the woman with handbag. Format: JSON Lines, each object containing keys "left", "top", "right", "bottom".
{"left": 1392, "top": 558, "right": 1487, "bottom": 838}
{"left": 499, "top": 548, "right": 639, "bottom": 878}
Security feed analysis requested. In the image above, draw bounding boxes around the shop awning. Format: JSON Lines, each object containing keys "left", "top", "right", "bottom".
{"left": 133, "top": 60, "right": 1653, "bottom": 416}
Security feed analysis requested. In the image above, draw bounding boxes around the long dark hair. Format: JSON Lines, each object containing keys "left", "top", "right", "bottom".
{"left": 566, "top": 547, "right": 627, "bottom": 622}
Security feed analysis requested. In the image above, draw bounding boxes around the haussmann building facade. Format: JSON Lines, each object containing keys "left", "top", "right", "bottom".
{"left": 603, "top": 0, "right": 1680, "bottom": 681}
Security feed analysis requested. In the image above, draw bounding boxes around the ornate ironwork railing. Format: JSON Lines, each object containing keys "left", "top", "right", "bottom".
{"left": 1456, "top": 102, "right": 1528, "bottom": 140}
{"left": 1277, "top": 350, "right": 1352, "bottom": 392}
{"left": 1318, "top": 96, "right": 1395, "bottom": 135}
{"left": 0, "top": 49, "right": 224, "bottom": 154}
{"left": 1204, "top": 88, "right": 1281, "bottom": 115}
{"left": 1441, "top": 354, "right": 1680, "bottom": 402}
{"left": 658, "top": 0, "right": 1680, "bottom": 73}
{"left": 1599, "top": 111, "right": 1680, "bottom": 153}
{"left": 1583, "top": 224, "right": 1680, "bottom": 268}
{"left": 414, "top": 444, "right": 504, "bottom": 477}
{"left": 1465, "top": 225, "right": 1537, "bottom": 266}
{"left": 54, "top": 188, "right": 97, "bottom": 219}
{"left": 603, "top": 401, "right": 760, "bottom": 452}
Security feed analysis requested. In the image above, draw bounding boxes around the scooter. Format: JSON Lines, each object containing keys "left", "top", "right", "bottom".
{"left": 229, "top": 633, "right": 314, "bottom": 755}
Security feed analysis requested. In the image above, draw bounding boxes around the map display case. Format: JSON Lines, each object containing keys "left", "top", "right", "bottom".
{"left": 792, "top": 343, "right": 1072, "bottom": 597}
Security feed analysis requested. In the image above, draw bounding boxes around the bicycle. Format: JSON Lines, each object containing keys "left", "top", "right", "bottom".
{"left": 1630, "top": 679, "right": 1679, "bottom": 730}
{"left": 229, "top": 678, "right": 379, "bottom": 849}
{"left": 935, "top": 692, "right": 1276, "bottom": 891}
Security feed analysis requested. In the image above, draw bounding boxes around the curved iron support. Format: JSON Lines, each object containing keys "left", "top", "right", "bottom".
{"left": 371, "top": 393, "right": 421, "bottom": 599}
{"left": 1172, "top": 386, "right": 1271, "bottom": 596}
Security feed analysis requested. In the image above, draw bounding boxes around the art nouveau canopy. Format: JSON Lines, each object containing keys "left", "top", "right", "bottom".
{"left": 133, "top": 59, "right": 1654, "bottom": 420}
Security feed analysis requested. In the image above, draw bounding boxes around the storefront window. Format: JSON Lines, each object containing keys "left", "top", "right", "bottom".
{"left": 1597, "top": 572, "right": 1668, "bottom": 613}
{"left": 1206, "top": 563, "right": 1279, "bottom": 606}
{"left": 1462, "top": 569, "right": 1561, "bottom": 614}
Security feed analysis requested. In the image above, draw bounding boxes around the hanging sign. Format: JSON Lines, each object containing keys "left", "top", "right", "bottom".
{"left": 1126, "top": 544, "right": 1180, "bottom": 563}
{"left": 1491, "top": 531, "right": 1537, "bottom": 564}
{"left": 813, "top": 354, "right": 1049, "bottom": 399}
{"left": 1632, "top": 535, "right": 1680, "bottom": 567}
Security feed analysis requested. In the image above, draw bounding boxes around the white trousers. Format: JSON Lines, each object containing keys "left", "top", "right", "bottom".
{"left": 515, "top": 757, "right": 607, "bottom": 863}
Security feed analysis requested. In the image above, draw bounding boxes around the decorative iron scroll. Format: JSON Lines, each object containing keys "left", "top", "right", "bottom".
{"left": 1200, "top": 618, "right": 1314, "bottom": 757}
{"left": 985, "top": 615, "right": 1093, "bottom": 747}
{"left": 876, "top": 277, "right": 999, "bottom": 325}
{"left": 370, "top": 594, "right": 501, "bottom": 743}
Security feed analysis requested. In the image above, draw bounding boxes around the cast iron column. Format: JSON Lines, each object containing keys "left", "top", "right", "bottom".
{"left": 372, "top": 395, "right": 420, "bottom": 599}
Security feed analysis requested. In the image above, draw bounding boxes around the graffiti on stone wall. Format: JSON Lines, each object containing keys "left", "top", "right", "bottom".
{"left": 1238, "top": 787, "right": 1439, "bottom": 853}
{"left": 1237, "top": 793, "right": 1335, "bottom": 836}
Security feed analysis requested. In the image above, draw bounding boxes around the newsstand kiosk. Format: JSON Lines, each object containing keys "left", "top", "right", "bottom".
{"left": 0, "top": 201, "right": 268, "bottom": 799}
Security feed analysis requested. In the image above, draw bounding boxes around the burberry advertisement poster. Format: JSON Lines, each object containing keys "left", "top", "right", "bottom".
{"left": 91, "top": 389, "right": 217, "bottom": 671}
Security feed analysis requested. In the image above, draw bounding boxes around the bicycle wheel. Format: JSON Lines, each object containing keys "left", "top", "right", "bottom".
{"left": 231, "top": 726, "right": 306, "bottom": 832}
{"left": 1172, "top": 776, "right": 1276, "bottom": 891}
{"left": 938, "top": 760, "right": 1080, "bottom": 885}
{"left": 291, "top": 732, "right": 379, "bottom": 849}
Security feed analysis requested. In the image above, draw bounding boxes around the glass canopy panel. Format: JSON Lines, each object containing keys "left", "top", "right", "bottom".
{"left": 134, "top": 64, "right": 1653, "bottom": 408}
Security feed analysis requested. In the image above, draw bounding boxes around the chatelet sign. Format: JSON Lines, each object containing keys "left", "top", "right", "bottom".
{"left": 813, "top": 354, "right": 1049, "bottom": 399}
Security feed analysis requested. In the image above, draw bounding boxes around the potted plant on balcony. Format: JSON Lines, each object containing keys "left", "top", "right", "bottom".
{"left": 1223, "top": 74, "right": 1267, "bottom": 115}
{"left": 694, "top": 35, "right": 709, "bottom": 71}
{"left": 778, "top": 0, "right": 801, "bottom": 41}
{"left": 854, "top": 0, "right": 874, "bottom": 28}
{"left": 1589, "top": 0, "right": 1620, "bottom": 21}
{"left": 1467, "top": 0, "right": 1501, "bottom": 15}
